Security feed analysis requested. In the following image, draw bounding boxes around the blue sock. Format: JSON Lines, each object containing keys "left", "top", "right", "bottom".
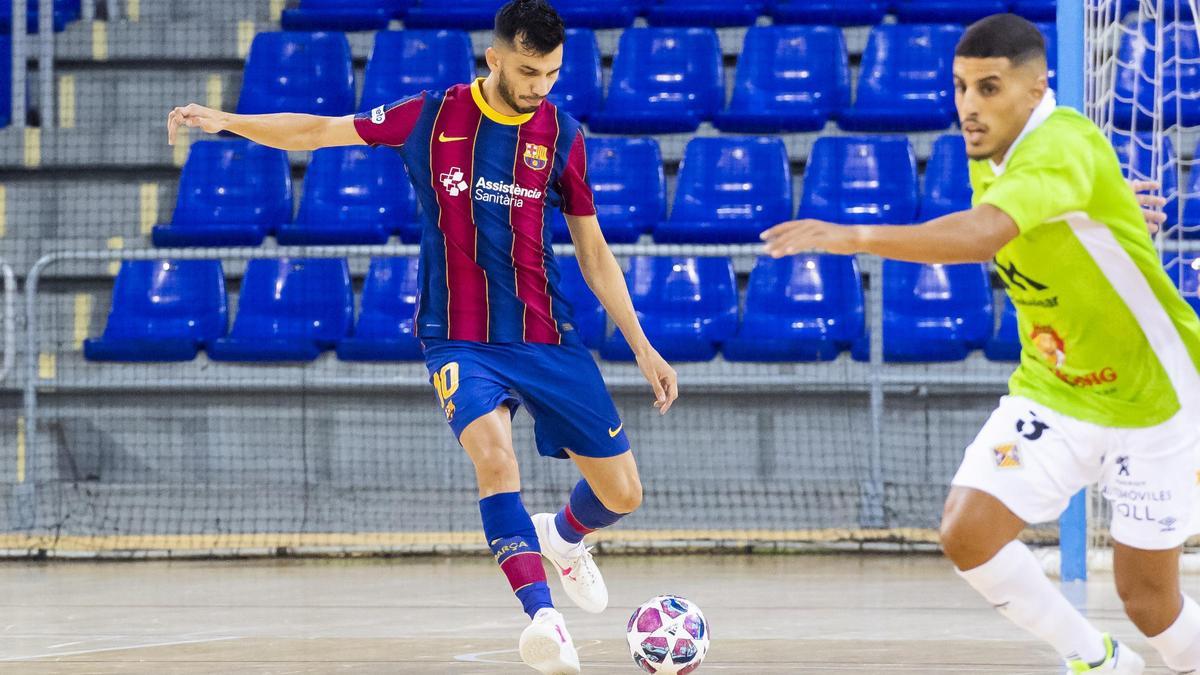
{"left": 553, "top": 479, "right": 627, "bottom": 545}
{"left": 480, "top": 492, "right": 554, "bottom": 619}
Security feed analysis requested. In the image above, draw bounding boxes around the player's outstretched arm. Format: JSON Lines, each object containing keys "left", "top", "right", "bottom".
{"left": 565, "top": 213, "right": 678, "bottom": 415}
{"left": 761, "top": 204, "right": 1020, "bottom": 264}
{"left": 166, "top": 103, "right": 364, "bottom": 151}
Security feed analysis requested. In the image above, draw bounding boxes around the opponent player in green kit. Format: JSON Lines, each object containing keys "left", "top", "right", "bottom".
{"left": 763, "top": 14, "right": 1200, "bottom": 674}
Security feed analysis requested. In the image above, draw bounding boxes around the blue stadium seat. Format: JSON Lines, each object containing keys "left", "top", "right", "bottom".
{"left": 588, "top": 28, "right": 723, "bottom": 134}
{"left": 152, "top": 140, "right": 292, "bottom": 247}
{"left": 919, "top": 135, "right": 971, "bottom": 221}
{"left": 1037, "top": 23, "right": 1058, "bottom": 89}
{"left": 1114, "top": 22, "right": 1200, "bottom": 130}
{"left": 555, "top": 256, "right": 607, "bottom": 350}
{"left": 1164, "top": 254, "right": 1200, "bottom": 316}
{"left": 0, "top": 0, "right": 79, "bottom": 33}
{"left": 83, "top": 261, "right": 228, "bottom": 362}
{"left": 1113, "top": 131, "right": 1180, "bottom": 231}
{"left": 403, "top": 0, "right": 502, "bottom": 29}
{"left": 360, "top": 30, "right": 473, "bottom": 110}
{"left": 236, "top": 32, "right": 355, "bottom": 116}
{"left": 601, "top": 257, "right": 738, "bottom": 362}
{"left": 645, "top": 0, "right": 763, "bottom": 27}
{"left": 656, "top": 137, "right": 791, "bottom": 243}
{"left": 546, "top": 29, "right": 601, "bottom": 122}
{"left": 893, "top": 0, "right": 1008, "bottom": 23}
{"left": 984, "top": 297, "right": 1021, "bottom": 361}
{"left": 715, "top": 26, "right": 850, "bottom": 133}
{"left": 800, "top": 136, "right": 919, "bottom": 225}
{"left": 553, "top": 0, "right": 639, "bottom": 28}
{"left": 839, "top": 24, "right": 962, "bottom": 132}
{"left": 724, "top": 255, "right": 865, "bottom": 362}
{"left": 1014, "top": 0, "right": 1056, "bottom": 21}
{"left": 281, "top": 0, "right": 407, "bottom": 31}
{"left": 588, "top": 137, "right": 665, "bottom": 243}
{"left": 208, "top": 259, "right": 353, "bottom": 362}
{"left": 0, "top": 36, "right": 9, "bottom": 128}
{"left": 548, "top": 137, "right": 666, "bottom": 244}
{"left": 767, "top": 0, "right": 888, "bottom": 26}
{"left": 853, "top": 261, "right": 994, "bottom": 362}
{"left": 278, "top": 146, "right": 418, "bottom": 245}
{"left": 336, "top": 257, "right": 422, "bottom": 361}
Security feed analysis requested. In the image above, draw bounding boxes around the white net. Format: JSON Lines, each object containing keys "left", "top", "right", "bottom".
{"left": 1082, "top": 0, "right": 1200, "bottom": 571}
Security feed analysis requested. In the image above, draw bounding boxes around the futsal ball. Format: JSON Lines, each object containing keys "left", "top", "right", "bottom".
{"left": 625, "top": 595, "right": 709, "bottom": 674}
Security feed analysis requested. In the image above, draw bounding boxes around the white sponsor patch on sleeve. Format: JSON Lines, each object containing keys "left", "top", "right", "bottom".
{"left": 371, "top": 105, "right": 386, "bottom": 125}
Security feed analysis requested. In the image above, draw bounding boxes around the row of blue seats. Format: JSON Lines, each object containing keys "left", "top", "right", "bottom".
{"left": 82, "top": 256, "right": 965, "bottom": 363}
{"left": 240, "top": 24, "right": 1060, "bottom": 134}
{"left": 152, "top": 134, "right": 951, "bottom": 247}
{"left": 0, "top": 0, "right": 78, "bottom": 34}
{"left": 152, "top": 128, "right": 1200, "bottom": 249}
{"left": 282, "top": 0, "right": 1057, "bottom": 31}
{"left": 82, "top": 254, "right": 1200, "bottom": 364}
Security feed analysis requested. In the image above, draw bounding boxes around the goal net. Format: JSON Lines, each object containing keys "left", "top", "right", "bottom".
{"left": 1062, "top": 0, "right": 1200, "bottom": 574}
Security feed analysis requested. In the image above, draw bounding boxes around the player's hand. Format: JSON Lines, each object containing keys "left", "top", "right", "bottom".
{"left": 1129, "top": 179, "right": 1167, "bottom": 234}
{"left": 761, "top": 219, "right": 860, "bottom": 258}
{"left": 635, "top": 347, "right": 678, "bottom": 415}
{"left": 167, "top": 103, "right": 227, "bottom": 145}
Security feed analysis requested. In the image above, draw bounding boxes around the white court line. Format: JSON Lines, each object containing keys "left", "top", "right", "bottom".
{"left": 0, "top": 635, "right": 242, "bottom": 662}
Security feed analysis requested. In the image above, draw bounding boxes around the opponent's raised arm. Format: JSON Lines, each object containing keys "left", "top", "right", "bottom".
{"left": 761, "top": 204, "right": 1020, "bottom": 264}
{"left": 166, "top": 103, "right": 364, "bottom": 151}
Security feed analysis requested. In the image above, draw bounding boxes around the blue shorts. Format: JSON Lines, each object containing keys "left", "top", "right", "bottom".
{"left": 422, "top": 339, "right": 631, "bottom": 459}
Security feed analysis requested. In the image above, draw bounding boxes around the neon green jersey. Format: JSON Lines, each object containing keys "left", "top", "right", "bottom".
{"left": 969, "top": 101, "right": 1200, "bottom": 427}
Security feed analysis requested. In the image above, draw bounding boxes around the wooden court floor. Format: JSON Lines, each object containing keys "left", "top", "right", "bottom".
{"left": 1, "top": 553, "right": 1194, "bottom": 673}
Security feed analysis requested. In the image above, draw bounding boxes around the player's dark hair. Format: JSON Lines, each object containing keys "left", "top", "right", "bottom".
{"left": 495, "top": 0, "right": 565, "bottom": 55}
{"left": 956, "top": 13, "right": 1047, "bottom": 67}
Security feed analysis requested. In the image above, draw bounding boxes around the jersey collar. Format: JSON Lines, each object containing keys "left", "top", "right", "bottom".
{"left": 470, "top": 78, "right": 535, "bottom": 126}
{"left": 990, "top": 88, "right": 1057, "bottom": 176}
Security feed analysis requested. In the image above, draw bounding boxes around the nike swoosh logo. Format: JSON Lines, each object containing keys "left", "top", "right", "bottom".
{"left": 608, "top": 424, "right": 623, "bottom": 438}
{"left": 560, "top": 566, "right": 572, "bottom": 577}
{"left": 438, "top": 132, "right": 468, "bottom": 142}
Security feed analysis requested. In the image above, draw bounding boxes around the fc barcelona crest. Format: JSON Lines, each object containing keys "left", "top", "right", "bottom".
{"left": 523, "top": 143, "right": 549, "bottom": 171}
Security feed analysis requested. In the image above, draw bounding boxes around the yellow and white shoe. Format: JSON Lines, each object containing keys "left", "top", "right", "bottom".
{"left": 519, "top": 608, "right": 581, "bottom": 675}
{"left": 1066, "top": 635, "right": 1145, "bottom": 674}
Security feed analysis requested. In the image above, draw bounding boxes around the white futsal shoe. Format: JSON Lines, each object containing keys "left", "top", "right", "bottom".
{"left": 1066, "top": 635, "right": 1144, "bottom": 674}
{"left": 520, "top": 608, "right": 581, "bottom": 675}
{"left": 532, "top": 512, "right": 609, "bottom": 613}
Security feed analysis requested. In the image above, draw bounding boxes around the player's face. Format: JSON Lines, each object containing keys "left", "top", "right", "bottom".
{"left": 488, "top": 37, "right": 563, "bottom": 115}
{"left": 953, "top": 57, "right": 1048, "bottom": 162}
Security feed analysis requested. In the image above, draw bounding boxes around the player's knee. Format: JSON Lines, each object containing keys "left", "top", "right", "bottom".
{"left": 471, "top": 448, "right": 519, "bottom": 491}
{"left": 939, "top": 511, "right": 987, "bottom": 569}
{"left": 599, "top": 478, "right": 642, "bottom": 514}
{"left": 1116, "top": 573, "right": 1176, "bottom": 619}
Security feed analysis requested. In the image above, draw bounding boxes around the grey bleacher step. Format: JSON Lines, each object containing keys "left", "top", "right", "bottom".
{"left": 54, "top": 21, "right": 871, "bottom": 63}
{"left": 0, "top": 122, "right": 950, "bottom": 172}
{"left": 131, "top": 0, "right": 277, "bottom": 24}
{"left": 53, "top": 71, "right": 243, "bottom": 129}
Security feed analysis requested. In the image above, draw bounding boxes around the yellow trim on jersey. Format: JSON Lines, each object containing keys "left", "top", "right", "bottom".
{"left": 470, "top": 78, "right": 534, "bottom": 126}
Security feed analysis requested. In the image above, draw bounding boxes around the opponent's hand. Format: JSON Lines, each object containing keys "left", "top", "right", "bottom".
{"left": 167, "top": 104, "right": 227, "bottom": 145}
{"left": 761, "top": 218, "right": 859, "bottom": 258}
{"left": 1129, "top": 179, "right": 1167, "bottom": 234}
{"left": 635, "top": 347, "right": 678, "bottom": 415}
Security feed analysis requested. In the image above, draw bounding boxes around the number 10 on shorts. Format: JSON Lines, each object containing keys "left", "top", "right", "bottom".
{"left": 433, "top": 362, "right": 459, "bottom": 421}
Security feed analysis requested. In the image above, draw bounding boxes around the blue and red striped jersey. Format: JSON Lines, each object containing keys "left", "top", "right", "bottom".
{"left": 353, "top": 79, "right": 596, "bottom": 344}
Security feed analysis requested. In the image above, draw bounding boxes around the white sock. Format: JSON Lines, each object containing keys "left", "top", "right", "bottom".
{"left": 956, "top": 540, "right": 1107, "bottom": 664}
{"left": 1147, "top": 595, "right": 1200, "bottom": 672}
{"left": 539, "top": 522, "right": 581, "bottom": 558}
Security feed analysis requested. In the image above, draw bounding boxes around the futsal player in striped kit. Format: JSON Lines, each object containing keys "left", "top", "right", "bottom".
{"left": 167, "top": 2, "right": 678, "bottom": 672}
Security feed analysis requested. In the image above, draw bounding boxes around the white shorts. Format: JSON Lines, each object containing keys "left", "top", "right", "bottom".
{"left": 951, "top": 395, "right": 1200, "bottom": 550}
